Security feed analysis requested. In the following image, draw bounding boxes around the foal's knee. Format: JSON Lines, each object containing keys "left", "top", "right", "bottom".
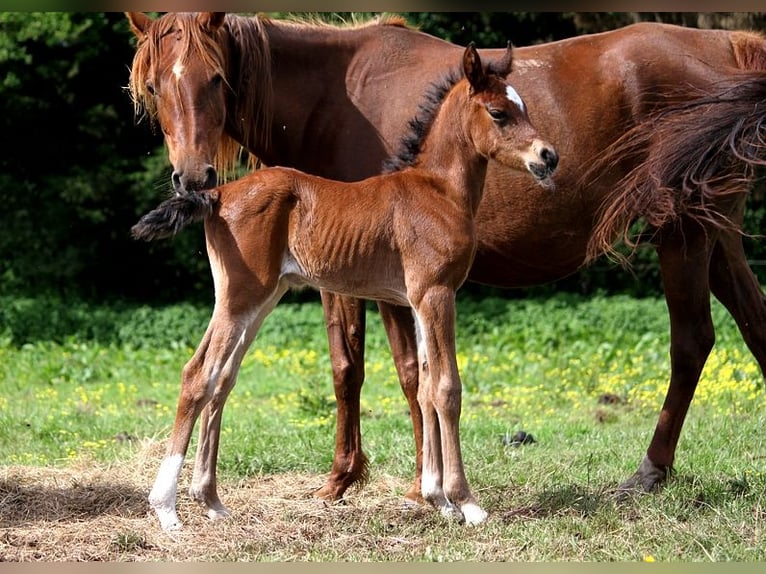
{"left": 179, "top": 361, "right": 213, "bottom": 408}
{"left": 432, "top": 378, "right": 462, "bottom": 414}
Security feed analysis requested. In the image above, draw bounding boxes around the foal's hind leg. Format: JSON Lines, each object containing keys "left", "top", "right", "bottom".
{"left": 620, "top": 222, "right": 717, "bottom": 493}
{"left": 149, "top": 297, "right": 277, "bottom": 530}
{"left": 378, "top": 301, "right": 424, "bottom": 505}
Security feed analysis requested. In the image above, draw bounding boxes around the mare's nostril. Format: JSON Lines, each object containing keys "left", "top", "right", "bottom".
{"left": 204, "top": 166, "right": 218, "bottom": 189}
{"left": 171, "top": 171, "right": 183, "bottom": 192}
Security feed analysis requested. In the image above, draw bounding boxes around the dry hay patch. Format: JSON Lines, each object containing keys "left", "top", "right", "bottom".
{"left": 0, "top": 440, "right": 429, "bottom": 561}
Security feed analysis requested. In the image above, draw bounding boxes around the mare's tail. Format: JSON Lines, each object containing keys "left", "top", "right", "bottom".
{"left": 586, "top": 35, "right": 766, "bottom": 262}
{"left": 131, "top": 190, "right": 218, "bottom": 241}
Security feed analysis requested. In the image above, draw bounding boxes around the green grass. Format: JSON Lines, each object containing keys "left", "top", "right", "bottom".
{"left": 1, "top": 291, "right": 765, "bottom": 560}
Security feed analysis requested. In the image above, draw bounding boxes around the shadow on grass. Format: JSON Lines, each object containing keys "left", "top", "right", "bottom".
{"left": 0, "top": 477, "right": 148, "bottom": 527}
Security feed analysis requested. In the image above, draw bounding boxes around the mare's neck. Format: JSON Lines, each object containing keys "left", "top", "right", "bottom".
{"left": 224, "top": 16, "right": 365, "bottom": 169}
{"left": 412, "top": 86, "right": 488, "bottom": 218}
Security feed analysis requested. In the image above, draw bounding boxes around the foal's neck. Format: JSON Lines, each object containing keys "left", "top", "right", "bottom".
{"left": 412, "top": 86, "right": 488, "bottom": 218}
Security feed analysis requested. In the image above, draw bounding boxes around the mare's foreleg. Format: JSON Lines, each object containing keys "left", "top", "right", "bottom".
{"left": 313, "top": 291, "right": 369, "bottom": 501}
{"left": 378, "top": 301, "right": 424, "bottom": 505}
{"left": 620, "top": 221, "right": 717, "bottom": 492}
{"left": 413, "top": 287, "right": 486, "bottom": 525}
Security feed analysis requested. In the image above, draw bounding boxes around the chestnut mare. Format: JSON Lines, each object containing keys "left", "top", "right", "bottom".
{"left": 132, "top": 43, "right": 557, "bottom": 529}
{"left": 127, "top": 12, "right": 766, "bottom": 509}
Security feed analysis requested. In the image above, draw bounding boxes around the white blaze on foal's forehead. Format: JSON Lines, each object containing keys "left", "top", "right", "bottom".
{"left": 506, "top": 85, "right": 526, "bottom": 113}
{"left": 172, "top": 59, "right": 184, "bottom": 80}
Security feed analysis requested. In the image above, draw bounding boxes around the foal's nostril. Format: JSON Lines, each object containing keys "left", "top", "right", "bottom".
{"left": 541, "top": 147, "right": 559, "bottom": 172}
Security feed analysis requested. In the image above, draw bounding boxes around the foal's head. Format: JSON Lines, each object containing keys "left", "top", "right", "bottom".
{"left": 387, "top": 43, "right": 557, "bottom": 187}
{"left": 460, "top": 43, "right": 558, "bottom": 183}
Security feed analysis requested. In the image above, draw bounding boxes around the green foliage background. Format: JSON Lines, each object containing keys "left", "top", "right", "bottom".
{"left": 1, "top": 12, "right": 765, "bottom": 302}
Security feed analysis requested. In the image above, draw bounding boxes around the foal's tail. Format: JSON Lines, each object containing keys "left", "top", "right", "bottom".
{"left": 131, "top": 190, "right": 218, "bottom": 241}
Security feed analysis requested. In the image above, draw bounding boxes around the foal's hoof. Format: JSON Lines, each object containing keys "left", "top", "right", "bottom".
{"left": 403, "top": 484, "right": 426, "bottom": 507}
{"left": 206, "top": 506, "right": 231, "bottom": 521}
{"left": 461, "top": 503, "right": 488, "bottom": 526}
{"left": 151, "top": 504, "right": 183, "bottom": 531}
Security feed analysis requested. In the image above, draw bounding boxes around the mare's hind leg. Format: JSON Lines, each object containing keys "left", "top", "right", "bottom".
{"left": 378, "top": 301, "right": 424, "bottom": 505}
{"left": 620, "top": 222, "right": 717, "bottom": 492}
{"left": 313, "top": 291, "right": 369, "bottom": 501}
{"left": 413, "top": 287, "right": 486, "bottom": 525}
{"left": 187, "top": 288, "right": 286, "bottom": 520}
{"left": 709, "top": 226, "right": 766, "bottom": 376}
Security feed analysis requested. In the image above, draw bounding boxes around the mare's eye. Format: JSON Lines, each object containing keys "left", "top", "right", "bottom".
{"left": 145, "top": 80, "right": 156, "bottom": 96}
{"left": 211, "top": 74, "right": 223, "bottom": 88}
{"left": 488, "top": 108, "right": 508, "bottom": 122}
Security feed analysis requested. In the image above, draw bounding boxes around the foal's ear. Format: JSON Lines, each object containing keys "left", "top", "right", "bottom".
{"left": 126, "top": 12, "right": 153, "bottom": 40}
{"left": 494, "top": 41, "right": 514, "bottom": 78}
{"left": 463, "top": 42, "right": 486, "bottom": 91}
{"left": 198, "top": 12, "right": 226, "bottom": 32}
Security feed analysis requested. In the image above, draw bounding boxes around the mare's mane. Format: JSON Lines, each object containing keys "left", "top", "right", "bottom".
{"left": 128, "top": 12, "right": 412, "bottom": 181}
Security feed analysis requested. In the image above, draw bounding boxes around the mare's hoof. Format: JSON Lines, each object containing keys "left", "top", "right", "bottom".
{"left": 615, "top": 455, "right": 671, "bottom": 497}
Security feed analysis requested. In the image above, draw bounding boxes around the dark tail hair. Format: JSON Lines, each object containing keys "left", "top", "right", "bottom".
{"left": 586, "top": 71, "right": 766, "bottom": 263}
{"left": 131, "top": 190, "right": 218, "bottom": 241}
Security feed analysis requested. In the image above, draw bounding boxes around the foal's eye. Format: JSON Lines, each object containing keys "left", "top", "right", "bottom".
{"left": 211, "top": 74, "right": 223, "bottom": 89}
{"left": 487, "top": 108, "right": 508, "bottom": 122}
{"left": 145, "top": 80, "right": 156, "bottom": 96}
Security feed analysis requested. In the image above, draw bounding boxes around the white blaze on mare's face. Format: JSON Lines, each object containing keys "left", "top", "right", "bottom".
{"left": 506, "top": 85, "right": 525, "bottom": 113}
{"left": 172, "top": 59, "right": 184, "bottom": 81}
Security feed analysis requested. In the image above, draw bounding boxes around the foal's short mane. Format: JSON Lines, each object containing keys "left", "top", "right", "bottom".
{"left": 382, "top": 68, "right": 463, "bottom": 173}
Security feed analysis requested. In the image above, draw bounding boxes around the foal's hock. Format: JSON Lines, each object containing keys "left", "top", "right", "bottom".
{"left": 133, "top": 42, "right": 556, "bottom": 530}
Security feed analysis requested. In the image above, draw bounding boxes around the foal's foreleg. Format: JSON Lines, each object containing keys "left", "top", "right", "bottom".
{"left": 414, "top": 288, "right": 486, "bottom": 525}
{"left": 149, "top": 305, "right": 266, "bottom": 530}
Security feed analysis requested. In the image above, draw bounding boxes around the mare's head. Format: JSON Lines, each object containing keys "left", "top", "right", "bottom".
{"left": 461, "top": 42, "right": 558, "bottom": 185}
{"left": 126, "top": 12, "right": 270, "bottom": 194}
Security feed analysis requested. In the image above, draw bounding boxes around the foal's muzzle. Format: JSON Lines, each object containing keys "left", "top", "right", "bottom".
{"left": 529, "top": 143, "right": 558, "bottom": 183}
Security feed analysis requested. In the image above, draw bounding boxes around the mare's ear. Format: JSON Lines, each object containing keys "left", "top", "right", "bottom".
{"left": 126, "top": 12, "right": 153, "bottom": 40}
{"left": 198, "top": 12, "right": 226, "bottom": 32}
{"left": 463, "top": 42, "right": 486, "bottom": 92}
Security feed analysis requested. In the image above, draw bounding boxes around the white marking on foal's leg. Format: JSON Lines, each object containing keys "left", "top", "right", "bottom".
{"left": 460, "top": 502, "right": 488, "bottom": 526}
{"left": 149, "top": 454, "right": 185, "bottom": 531}
{"left": 422, "top": 470, "right": 462, "bottom": 521}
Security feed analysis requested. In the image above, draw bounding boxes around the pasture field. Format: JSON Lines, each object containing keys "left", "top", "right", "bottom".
{"left": 1, "top": 292, "right": 765, "bottom": 561}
